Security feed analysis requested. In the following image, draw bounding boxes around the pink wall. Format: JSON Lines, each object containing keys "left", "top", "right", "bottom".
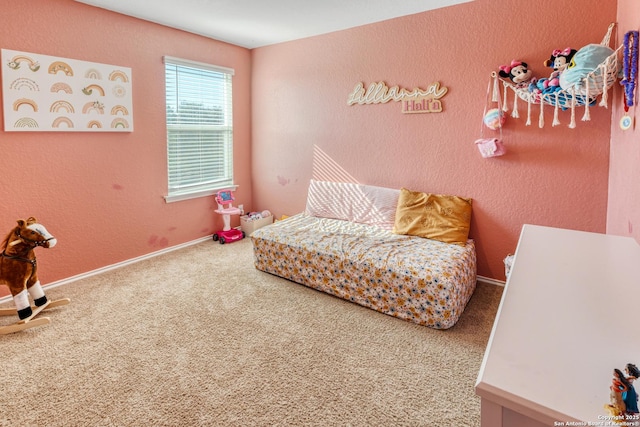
{"left": 251, "top": 0, "right": 617, "bottom": 280}
{"left": 0, "top": 0, "right": 252, "bottom": 297}
{"left": 608, "top": 0, "right": 640, "bottom": 240}
{"left": 0, "top": 0, "right": 625, "bottom": 301}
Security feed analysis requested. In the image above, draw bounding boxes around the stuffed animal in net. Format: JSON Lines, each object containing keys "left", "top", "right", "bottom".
{"left": 526, "top": 47, "right": 596, "bottom": 109}
{"left": 535, "top": 48, "right": 578, "bottom": 92}
{"left": 545, "top": 48, "right": 577, "bottom": 72}
{"left": 559, "top": 44, "right": 615, "bottom": 94}
{"left": 498, "top": 60, "right": 534, "bottom": 87}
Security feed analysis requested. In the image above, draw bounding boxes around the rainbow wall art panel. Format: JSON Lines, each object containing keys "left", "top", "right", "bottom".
{"left": 1, "top": 49, "right": 133, "bottom": 132}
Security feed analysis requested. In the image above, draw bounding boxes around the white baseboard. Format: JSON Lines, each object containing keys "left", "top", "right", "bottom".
{"left": 477, "top": 275, "right": 505, "bottom": 287}
{"left": 0, "top": 235, "right": 213, "bottom": 305}
{"left": 1, "top": 239, "right": 505, "bottom": 305}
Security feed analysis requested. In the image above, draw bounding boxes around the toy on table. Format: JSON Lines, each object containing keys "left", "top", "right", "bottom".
{"left": 624, "top": 363, "right": 639, "bottom": 414}
{"left": 0, "top": 217, "right": 70, "bottom": 334}
{"left": 604, "top": 363, "right": 640, "bottom": 417}
{"left": 212, "top": 189, "right": 245, "bottom": 245}
{"left": 606, "top": 368, "right": 630, "bottom": 416}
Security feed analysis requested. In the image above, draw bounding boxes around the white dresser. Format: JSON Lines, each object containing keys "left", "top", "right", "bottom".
{"left": 475, "top": 224, "right": 640, "bottom": 426}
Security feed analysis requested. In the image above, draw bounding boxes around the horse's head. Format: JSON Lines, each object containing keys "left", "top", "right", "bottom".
{"left": 15, "top": 217, "right": 57, "bottom": 248}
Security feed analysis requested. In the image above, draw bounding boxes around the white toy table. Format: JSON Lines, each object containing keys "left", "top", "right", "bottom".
{"left": 476, "top": 224, "right": 640, "bottom": 426}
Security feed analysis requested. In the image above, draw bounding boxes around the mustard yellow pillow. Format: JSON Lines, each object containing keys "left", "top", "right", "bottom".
{"left": 392, "top": 188, "right": 472, "bottom": 244}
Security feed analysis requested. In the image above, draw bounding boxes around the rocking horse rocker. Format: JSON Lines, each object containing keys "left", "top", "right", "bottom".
{"left": 0, "top": 217, "right": 69, "bottom": 335}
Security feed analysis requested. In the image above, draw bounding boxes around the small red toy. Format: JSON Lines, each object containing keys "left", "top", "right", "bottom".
{"left": 212, "top": 189, "right": 245, "bottom": 244}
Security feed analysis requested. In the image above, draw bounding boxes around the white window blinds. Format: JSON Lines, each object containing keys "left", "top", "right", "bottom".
{"left": 164, "top": 56, "right": 234, "bottom": 201}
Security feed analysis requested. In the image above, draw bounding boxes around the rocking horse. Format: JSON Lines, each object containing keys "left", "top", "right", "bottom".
{"left": 0, "top": 217, "right": 69, "bottom": 334}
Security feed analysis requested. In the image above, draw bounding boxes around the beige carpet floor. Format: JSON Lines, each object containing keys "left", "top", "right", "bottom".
{"left": 0, "top": 238, "right": 502, "bottom": 426}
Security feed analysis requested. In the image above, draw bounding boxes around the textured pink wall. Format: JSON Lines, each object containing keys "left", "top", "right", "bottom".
{"left": 0, "top": 0, "right": 252, "bottom": 297}
{"left": 0, "top": 0, "right": 624, "bottom": 302}
{"left": 608, "top": 1, "right": 640, "bottom": 241}
{"left": 251, "top": 0, "right": 617, "bottom": 280}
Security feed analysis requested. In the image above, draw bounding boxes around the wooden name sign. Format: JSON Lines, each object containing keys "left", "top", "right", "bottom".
{"left": 347, "top": 81, "right": 448, "bottom": 114}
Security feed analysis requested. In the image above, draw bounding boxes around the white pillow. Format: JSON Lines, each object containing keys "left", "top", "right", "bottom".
{"left": 304, "top": 180, "right": 400, "bottom": 230}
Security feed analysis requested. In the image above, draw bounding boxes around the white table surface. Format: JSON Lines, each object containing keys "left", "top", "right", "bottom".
{"left": 475, "top": 224, "right": 640, "bottom": 425}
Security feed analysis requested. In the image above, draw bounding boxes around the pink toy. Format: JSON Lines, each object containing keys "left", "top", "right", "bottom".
{"left": 212, "top": 189, "right": 245, "bottom": 244}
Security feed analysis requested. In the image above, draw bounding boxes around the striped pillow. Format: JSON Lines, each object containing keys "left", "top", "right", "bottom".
{"left": 304, "top": 180, "right": 400, "bottom": 230}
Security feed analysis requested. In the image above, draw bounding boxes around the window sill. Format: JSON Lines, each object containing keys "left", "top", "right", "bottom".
{"left": 164, "top": 185, "right": 237, "bottom": 203}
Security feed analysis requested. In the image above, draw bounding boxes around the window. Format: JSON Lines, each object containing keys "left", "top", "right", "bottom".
{"left": 163, "top": 56, "right": 234, "bottom": 202}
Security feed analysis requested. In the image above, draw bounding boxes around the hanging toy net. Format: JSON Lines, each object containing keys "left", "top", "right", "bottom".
{"left": 492, "top": 23, "right": 622, "bottom": 128}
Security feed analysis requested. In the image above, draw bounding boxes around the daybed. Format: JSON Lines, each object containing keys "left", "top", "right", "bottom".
{"left": 250, "top": 180, "right": 477, "bottom": 329}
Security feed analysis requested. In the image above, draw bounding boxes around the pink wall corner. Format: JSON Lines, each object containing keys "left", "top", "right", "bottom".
{"left": 0, "top": 0, "right": 252, "bottom": 298}
{"left": 251, "top": 0, "right": 617, "bottom": 281}
{"left": 608, "top": 0, "right": 640, "bottom": 242}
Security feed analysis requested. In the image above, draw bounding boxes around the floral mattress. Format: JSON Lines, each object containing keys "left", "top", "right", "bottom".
{"left": 251, "top": 213, "right": 477, "bottom": 329}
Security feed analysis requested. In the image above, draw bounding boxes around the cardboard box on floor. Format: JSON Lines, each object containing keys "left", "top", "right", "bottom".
{"left": 240, "top": 214, "right": 273, "bottom": 235}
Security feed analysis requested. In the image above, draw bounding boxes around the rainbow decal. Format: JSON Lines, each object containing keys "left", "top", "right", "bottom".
{"left": 50, "top": 100, "right": 75, "bottom": 113}
{"left": 52, "top": 116, "right": 74, "bottom": 128}
{"left": 112, "top": 85, "right": 126, "bottom": 98}
{"left": 87, "top": 120, "right": 102, "bottom": 129}
{"left": 14, "top": 117, "right": 39, "bottom": 128}
{"left": 84, "top": 68, "right": 102, "bottom": 79}
{"left": 50, "top": 82, "right": 73, "bottom": 94}
{"left": 9, "top": 78, "right": 40, "bottom": 91}
{"left": 110, "top": 105, "right": 129, "bottom": 116}
{"left": 82, "top": 101, "right": 105, "bottom": 114}
{"left": 48, "top": 61, "right": 73, "bottom": 76}
{"left": 82, "top": 84, "right": 105, "bottom": 96}
{"left": 108, "top": 70, "right": 129, "bottom": 82}
{"left": 2, "top": 49, "right": 133, "bottom": 132}
{"left": 7, "top": 55, "right": 40, "bottom": 71}
{"left": 111, "top": 118, "right": 130, "bottom": 129}
{"left": 13, "top": 98, "right": 38, "bottom": 112}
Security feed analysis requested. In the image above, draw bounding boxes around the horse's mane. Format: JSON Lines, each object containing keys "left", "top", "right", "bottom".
{"left": 1, "top": 227, "right": 17, "bottom": 251}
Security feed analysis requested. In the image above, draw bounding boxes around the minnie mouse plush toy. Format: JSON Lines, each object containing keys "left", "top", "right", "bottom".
{"left": 498, "top": 60, "right": 534, "bottom": 87}
{"left": 535, "top": 48, "right": 577, "bottom": 91}
{"left": 544, "top": 48, "right": 577, "bottom": 72}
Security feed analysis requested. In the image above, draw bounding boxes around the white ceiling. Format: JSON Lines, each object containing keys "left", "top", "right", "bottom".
{"left": 73, "top": 0, "right": 473, "bottom": 49}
